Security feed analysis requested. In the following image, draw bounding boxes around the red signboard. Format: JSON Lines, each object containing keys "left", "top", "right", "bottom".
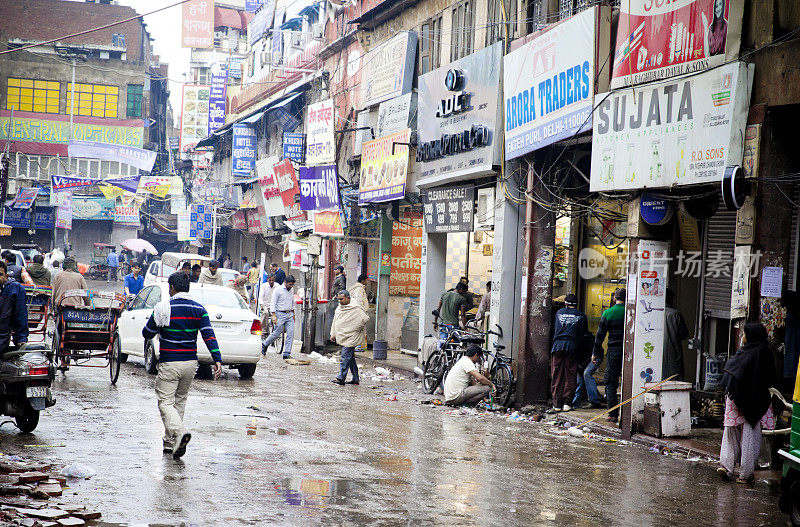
{"left": 273, "top": 158, "right": 306, "bottom": 221}
{"left": 389, "top": 211, "right": 423, "bottom": 295}
{"left": 182, "top": 0, "right": 214, "bottom": 49}
{"left": 246, "top": 208, "right": 262, "bottom": 234}
{"left": 232, "top": 210, "right": 247, "bottom": 230}
{"left": 313, "top": 211, "right": 344, "bottom": 237}
{"left": 611, "top": 0, "right": 743, "bottom": 88}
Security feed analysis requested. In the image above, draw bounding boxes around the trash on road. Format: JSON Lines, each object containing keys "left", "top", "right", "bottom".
{"left": 284, "top": 358, "right": 311, "bottom": 365}
{"left": 309, "top": 352, "right": 337, "bottom": 364}
{"left": 59, "top": 462, "right": 96, "bottom": 480}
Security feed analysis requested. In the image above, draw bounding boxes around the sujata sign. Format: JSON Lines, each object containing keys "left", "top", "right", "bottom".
{"left": 416, "top": 43, "right": 503, "bottom": 187}
{"left": 504, "top": 7, "right": 611, "bottom": 159}
{"left": 611, "top": 0, "right": 745, "bottom": 88}
{"left": 590, "top": 62, "right": 753, "bottom": 191}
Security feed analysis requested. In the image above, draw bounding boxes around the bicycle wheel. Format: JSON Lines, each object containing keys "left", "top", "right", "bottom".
{"left": 494, "top": 363, "right": 514, "bottom": 408}
{"left": 423, "top": 352, "right": 445, "bottom": 394}
{"left": 109, "top": 335, "right": 121, "bottom": 385}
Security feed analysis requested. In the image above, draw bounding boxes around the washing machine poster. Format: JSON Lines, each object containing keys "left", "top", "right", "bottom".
{"left": 632, "top": 240, "right": 668, "bottom": 390}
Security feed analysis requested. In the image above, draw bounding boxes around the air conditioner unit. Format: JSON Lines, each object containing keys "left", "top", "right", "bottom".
{"left": 311, "top": 23, "right": 324, "bottom": 39}
{"left": 289, "top": 31, "right": 304, "bottom": 49}
{"left": 474, "top": 187, "right": 495, "bottom": 231}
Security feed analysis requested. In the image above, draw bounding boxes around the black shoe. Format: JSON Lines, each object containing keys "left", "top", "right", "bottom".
{"left": 332, "top": 379, "right": 345, "bottom": 385}
{"left": 172, "top": 433, "right": 191, "bottom": 459}
{"left": 345, "top": 380, "right": 359, "bottom": 385}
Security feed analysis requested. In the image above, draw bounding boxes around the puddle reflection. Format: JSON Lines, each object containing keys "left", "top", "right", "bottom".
{"left": 277, "top": 477, "right": 351, "bottom": 508}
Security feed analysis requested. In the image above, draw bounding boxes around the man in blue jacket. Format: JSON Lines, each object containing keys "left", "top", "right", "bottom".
{"left": 0, "top": 261, "right": 28, "bottom": 354}
{"left": 142, "top": 272, "right": 222, "bottom": 459}
{"left": 549, "top": 294, "right": 587, "bottom": 413}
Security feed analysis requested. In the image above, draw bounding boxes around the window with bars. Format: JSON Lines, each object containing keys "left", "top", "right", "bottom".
{"left": 419, "top": 13, "right": 443, "bottom": 75}
{"left": 127, "top": 84, "right": 143, "bottom": 118}
{"left": 527, "top": 0, "right": 543, "bottom": 33}
{"left": 451, "top": 0, "right": 475, "bottom": 62}
{"left": 6, "top": 78, "right": 60, "bottom": 114}
{"left": 487, "top": 0, "right": 517, "bottom": 46}
{"left": 67, "top": 83, "right": 119, "bottom": 118}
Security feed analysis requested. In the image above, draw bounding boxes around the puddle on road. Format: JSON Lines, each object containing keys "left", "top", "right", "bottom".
{"left": 276, "top": 477, "right": 351, "bottom": 508}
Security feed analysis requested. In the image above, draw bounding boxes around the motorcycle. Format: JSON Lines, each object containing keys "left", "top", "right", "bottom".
{"left": 0, "top": 343, "right": 56, "bottom": 433}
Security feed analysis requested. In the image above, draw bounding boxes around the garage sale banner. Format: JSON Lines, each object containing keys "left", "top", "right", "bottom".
{"left": 590, "top": 61, "right": 753, "bottom": 192}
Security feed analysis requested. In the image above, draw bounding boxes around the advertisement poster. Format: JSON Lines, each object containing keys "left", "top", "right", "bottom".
{"left": 177, "top": 210, "right": 194, "bottom": 241}
{"left": 55, "top": 193, "right": 72, "bottom": 230}
{"left": 182, "top": 0, "right": 214, "bottom": 48}
{"left": 104, "top": 174, "right": 141, "bottom": 194}
{"left": 761, "top": 267, "right": 783, "bottom": 298}
{"left": 731, "top": 245, "right": 751, "bottom": 319}
{"left": 421, "top": 185, "right": 475, "bottom": 233}
{"left": 305, "top": 99, "right": 335, "bottom": 165}
{"left": 232, "top": 124, "right": 257, "bottom": 176}
{"left": 11, "top": 188, "right": 38, "bottom": 209}
{"left": 298, "top": 165, "right": 339, "bottom": 212}
{"left": 362, "top": 31, "right": 418, "bottom": 107}
{"left": 189, "top": 204, "right": 213, "bottom": 239}
{"left": 631, "top": 240, "right": 669, "bottom": 420}
{"left": 274, "top": 158, "right": 305, "bottom": 221}
{"left": 114, "top": 204, "right": 140, "bottom": 226}
{"left": 389, "top": 211, "right": 423, "bottom": 295}
{"left": 611, "top": 0, "right": 745, "bottom": 88}
{"left": 71, "top": 196, "right": 115, "bottom": 220}
{"left": 51, "top": 175, "right": 96, "bottom": 192}
{"left": 591, "top": 62, "right": 753, "bottom": 191}
{"left": 68, "top": 140, "right": 157, "bottom": 172}
{"left": 180, "top": 85, "right": 210, "bottom": 153}
{"left": 358, "top": 128, "right": 411, "bottom": 204}
{"left": 416, "top": 43, "right": 503, "bottom": 186}
{"left": 255, "top": 157, "right": 284, "bottom": 217}
{"left": 313, "top": 211, "right": 344, "bottom": 237}
{"left": 283, "top": 133, "right": 306, "bottom": 164}
{"left": 503, "top": 7, "right": 610, "bottom": 159}
{"left": 208, "top": 72, "right": 227, "bottom": 135}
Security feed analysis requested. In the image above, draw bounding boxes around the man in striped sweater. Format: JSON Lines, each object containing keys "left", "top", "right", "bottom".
{"left": 142, "top": 272, "right": 222, "bottom": 459}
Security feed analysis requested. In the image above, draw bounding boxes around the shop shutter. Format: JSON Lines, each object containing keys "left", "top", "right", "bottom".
{"left": 242, "top": 232, "right": 257, "bottom": 263}
{"left": 789, "top": 184, "right": 800, "bottom": 291}
{"left": 703, "top": 205, "right": 737, "bottom": 319}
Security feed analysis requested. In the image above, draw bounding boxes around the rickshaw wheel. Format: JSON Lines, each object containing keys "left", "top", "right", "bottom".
{"left": 51, "top": 331, "right": 68, "bottom": 372}
{"left": 109, "top": 335, "right": 121, "bottom": 385}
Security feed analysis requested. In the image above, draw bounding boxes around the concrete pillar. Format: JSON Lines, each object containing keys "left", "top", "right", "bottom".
{"left": 419, "top": 232, "right": 447, "bottom": 348}
{"left": 375, "top": 211, "right": 393, "bottom": 342}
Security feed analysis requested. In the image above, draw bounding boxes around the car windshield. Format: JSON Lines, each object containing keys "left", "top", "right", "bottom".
{"left": 190, "top": 286, "right": 248, "bottom": 310}
{"left": 219, "top": 269, "right": 239, "bottom": 282}
{"left": 19, "top": 248, "right": 40, "bottom": 260}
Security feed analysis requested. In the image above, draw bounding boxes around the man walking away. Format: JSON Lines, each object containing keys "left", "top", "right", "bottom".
{"left": 593, "top": 288, "right": 626, "bottom": 423}
{"left": 663, "top": 288, "right": 690, "bottom": 381}
{"left": 350, "top": 274, "right": 369, "bottom": 351}
{"left": 327, "top": 265, "right": 347, "bottom": 341}
{"left": 331, "top": 289, "right": 369, "bottom": 386}
{"left": 26, "top": 255, "right": 51, "bottom": 287}
{"left": 142, "top": 272, "right": 222, "bottom": 459}
{"left": 262, "top": 275, "right": 296, "bottom": 359}
{"left": 50, "top": 260, "right": 61, "bottom": 284}
{"left": 270, "top": 262, "right": 286, "bottom": 285}
{"left": 198, "top": 261, "right": 223, "bottom": 285}
{"left": 0, "top": 261, "right": 29, "bottom": 353}
{"left": 444, "top": 345, "right": 495, "bottom": 406}
{"left": 433, "top": 282, "right": 468, "bottom": 339}
{"left": 106, "top": 247, "right": 119, "bottom": 282}
{"left": 549, "top": 294, "right": 588, "bottom": 413}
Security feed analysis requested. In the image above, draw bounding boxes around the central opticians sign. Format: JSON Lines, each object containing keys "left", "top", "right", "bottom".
{"left": 416, "top": 42, "right": 503, "bottom": 187}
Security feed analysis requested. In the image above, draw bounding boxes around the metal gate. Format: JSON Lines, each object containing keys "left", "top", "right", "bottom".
{"left": 702, "top": 206, "right": 737, "bottom": 319}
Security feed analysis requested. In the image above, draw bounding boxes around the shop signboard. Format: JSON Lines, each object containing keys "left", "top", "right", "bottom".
{"left": 67, "top": 140, "right": 157, "bottom": 172}
{"left": 274, "top": 158, "right": 305, "bottom": 221}
{"left": 313, "top": 211, "right": 344, "bottom": 237}
{"left": 362, "top": 32, "right": 418, "bottom": 108}
{"left": 377, "top": 92, "right": 417, "bottom": 137}
{"left": 51, "top": 175, "right": 96, "bottom": 192}
{"left": 358, "top": 128, "right": 411, "bottom": 205}
{"left": 639, "top": 193, "right": 673, "bottom": 225}
{"left": 180, "top": 85, "right": 211, "bottom": 153}
{"left": 590, "top": 61, "right": 753, "bottom": 192}
{"left": 232, "top": 124, "right": 257, "bottom": 176}
{"left": 305, "top": 99, "right": 335, "bottom": 165}
{"left": 71, "top": 196, "right": 115, "bottom": 220}
{"left": 246, "top": 208, "right": 263, "bottom": 234}
{"left": 114, "top": 204, "right": 140, "bottom": 226}
{"left": 298, "top": 165, "right": 339, "bottom": 212}
{"left": 208, "top": 72, "right": 227, "bottom": 135}
{"left": 177, "top": 210, "right": 194, "bottom": 241}
{"left": 416, "top": 43, "right": 503, "bottom": 187}
{"left": 189, "top": 204, "right": 213, "bottom": 239}
{"left": 232, "top": 210, "right": 247, "bottom": 230}
{"left": 255, "top": 156, "right": 284, "bottom": 217}
{"left": 389, "top": 211, "right": 423, "bottom": 296}
{"left": 3, "top": 207, "right": 55, "bottom": 229}
{"left": 630, "top": 240, "right": 669, "bottom": 420}
{"left": 182, "top": 0, "right": 213, "bottom": 48}
{"left": 503, "top": 7, "right": 611, "bottom": 159}
{"left": 611, "top": 0, "right": 745, "bottom": 88}
{"left": 420, "top": 185, "right": 474, "bottom": 233}
{"left": 283, "top": 133, "right": 306, "bottom": 164}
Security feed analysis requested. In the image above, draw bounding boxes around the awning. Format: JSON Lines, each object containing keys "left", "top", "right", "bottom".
{"left": 281, "top": 17, "right": 303, "bottom": 30}
{"left": 0, "top": 223, "right": 11, "bottom": 237}
{"left": 233, "top": 176, "right": 259, "bottom": 186}
{"left": 298, "top": 2, "right": 323, "bottom": 17}
{"left": 240, "top": 110, "right": 266, "bottom": 124}
{"left": 195, "top": 134, "right": 218, "bottom": 149}
{"left": 215, "top": 7, "right": 243, "bottom": 29}
{"left": 268, "top": 92, "right": 303, "bottom": 113}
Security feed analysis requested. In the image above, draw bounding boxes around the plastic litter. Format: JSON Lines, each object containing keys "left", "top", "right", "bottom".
{"left": 567, "top": 427, "right": 583, "bottom": 437}
{"left": 59, "top": 462, "right": 97, "bottom": 479}
{"left": 413, "top": 366, "right": 424, "bottom": 376}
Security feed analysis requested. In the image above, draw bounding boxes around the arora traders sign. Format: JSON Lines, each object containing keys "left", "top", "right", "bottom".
{"left": 504, "top": 6, "right": 611, "bottom": 159}
{"left": 416, "top": 43, "right": 503, "bottom": 187}
{"left": 590, "top": 61, "right": 753, "bottom": 192}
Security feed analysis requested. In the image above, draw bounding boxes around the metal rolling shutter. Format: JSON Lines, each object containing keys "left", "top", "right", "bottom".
{"left": 242, "top": 232, "right": 257, "bottom": 262}
{"left": 790, "top": 184, "right": 799, "bottom": 291}
{"left": 703, "top": 206, "right": 737, "bottom": 319}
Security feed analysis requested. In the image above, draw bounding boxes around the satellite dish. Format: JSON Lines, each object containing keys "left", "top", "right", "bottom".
{"left": 721, "top": 165, "right": 750, "bottom": 210}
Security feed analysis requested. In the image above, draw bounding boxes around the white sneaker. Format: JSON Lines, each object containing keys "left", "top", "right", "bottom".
{"left": 562, "top": 404, "right": 572, "bottom": 412}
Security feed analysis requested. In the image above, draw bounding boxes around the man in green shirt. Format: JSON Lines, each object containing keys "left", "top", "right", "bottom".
{"left": 434, "top": 282, "right": 468, "bottom": 340}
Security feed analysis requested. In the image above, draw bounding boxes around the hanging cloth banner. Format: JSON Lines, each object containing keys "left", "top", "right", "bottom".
{"left": 104, "top": 174, "right": 141, "bottom": 194}
{"left": 51, "top": 175, "right": 97, "bottom": 192}
{"left": 11, "top": 188, "right": 38, "bottom": 209}
{"left": 55, "top": 192, "right": 72, "bottom": 230}
{"left": 68, "top": 140, "right": 157, "bottom": 172}
{"left": 99, "top": 184, "right": 125, "bottom": 201}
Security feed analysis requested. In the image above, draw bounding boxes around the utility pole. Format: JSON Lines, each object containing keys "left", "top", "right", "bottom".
{"left": 1, "top": 106, "right": 13, "bottom": 210}
{"left": 210, "top": 201, "right": 217, "bottom": 259}
{"left": 374, "top": 210, "right": 392, "bottom": 343}
{"left": 304, "top": 235, "right": 322, "bottom": 354}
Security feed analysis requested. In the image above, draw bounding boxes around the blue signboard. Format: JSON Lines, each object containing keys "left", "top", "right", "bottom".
{"left": 640, "top": 193, "right": 673, "bottom": 225}
{"left": 3, "top": 207, "right": 55, "bottom": 229}
{"left": 283, "top": 133, "right": 305, "bottom": 164}
{"left": 208, "top": 72, "right": 227, "bottom": 136}
{"left": 232, "top": 124, "right": 257, "bottom": 176}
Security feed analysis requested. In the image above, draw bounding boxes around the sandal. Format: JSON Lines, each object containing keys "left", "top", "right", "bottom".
{"left": 716, "top": 467, "right": 732, "bottom": 482}
{"left": 735, "top": 476, "right": 754, "bottom": 484}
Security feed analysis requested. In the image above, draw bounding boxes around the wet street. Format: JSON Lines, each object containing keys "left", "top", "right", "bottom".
{"left": 0, "top": 344, "right": 786, "bottom": 526}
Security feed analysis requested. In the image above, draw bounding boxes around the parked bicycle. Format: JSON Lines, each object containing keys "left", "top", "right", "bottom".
{"left": 422, "top": 314, "right": 485, "bottom": 394}
{"left": 481, "top": 337, "right": 515, "bottom": 408}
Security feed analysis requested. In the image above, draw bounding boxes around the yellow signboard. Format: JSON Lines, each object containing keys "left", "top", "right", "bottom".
{"left": 0, "top": 114, "right": 143, "bottom": 150}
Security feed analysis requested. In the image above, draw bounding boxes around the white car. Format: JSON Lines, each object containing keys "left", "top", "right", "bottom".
{"left": 116, "top": 282, "right": 262, "bottom": 379}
